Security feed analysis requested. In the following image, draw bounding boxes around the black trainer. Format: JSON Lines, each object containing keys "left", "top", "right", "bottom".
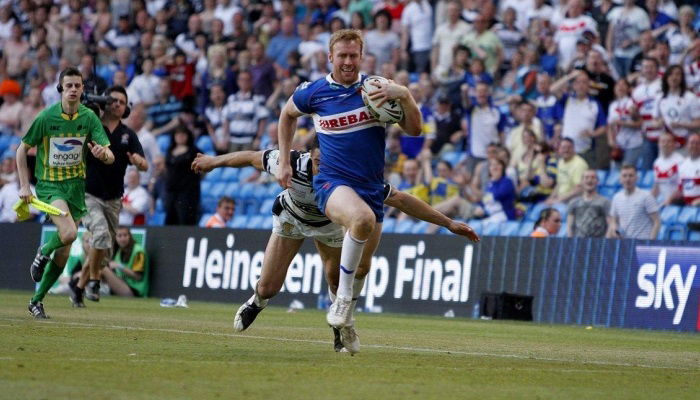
{"left": 85, "top": 280, "right": 100, "bottom": 302}
{"left": 28, "top": 301, "right": 49, "bottom": 319}
{"left": 332, "top": 327, "right": 344, "bottom": 352}
{"left": 30, "top": 247, "right": 50, "bottom": 282}
{"left": 233, "top": 302, "right": 264, "bottom": 332}
{"left": 68, "top": 280, "right": 85, "bottom": 308}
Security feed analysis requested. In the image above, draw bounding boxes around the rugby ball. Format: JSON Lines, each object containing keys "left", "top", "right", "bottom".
{"left": 361, "top": 76, "right": 404, "bottom": 124}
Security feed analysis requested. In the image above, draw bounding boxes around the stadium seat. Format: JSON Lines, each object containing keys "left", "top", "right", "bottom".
{"left": 260, "top": 215, "right": 273, "bottom": 230}
{"left": 519, "top": 221, "right": 535, "bottom": 236}
{"left": 252, "top": 183, "right": 269, "bottom": 200}
{"left": 201, "top": 196, "right": 218, "bottom": 213}
{"left": 677, "top": 207, "right": 698, "bottom": 224}
{"left": 639, "top": 170, "right": 654, "bottom": 189}
{"left": 689, "top": 231, "right": 700, "bottom": 241}
{"left": 596, "top": 169, "right": 607, "bottom": 185}
{"left": 501, "top": 221, "right": 521, "bottom": 236}
{"left": 199, "top": 213, "right": 213, "bottom": 227}
{"left": 155, "top": 198, "right": 165, "bottom": 213}
{"left": 195, "top": 135, "right": 215, "bottom": 154}
{"left": 441, "top": 151, "right": 465, "bottom": 167}
{"left": 266, "top": 183, "right": 282, "bottom": 198}
{"left": 660, "top": 205, "right": 682, "bottom": 224}
{"left": 156, "top": 134, "right": 171, "bottom": 154}
{"left": 238, "top": 166, "right": 258, "bottom": 182}
{"left": 382, "top": 218, "right": 396, "bottom": 233}
{"left": 236, "top": 183, "right": 256, "bottom": 200}
{"left": 147, "top": 212, "right": 165, "bottom": 226}
{"left": 599, "top": 186, "right": 617, "bottom": 198}
{"left": 466, "top": 219, "right": 482, "bottom": 235}
{"left": 411, "top": 220, "right": 429, "bottom": 234}
{"left": 243, "top": 198, "right": 260, "bottom": 216}
{"left": 667, "top": 224, "right": 686, "bottom": 241}
{"left": 220, "top": 168, "right": 239, "bottom": 182}
{"left": 223, "top": 182, "right": 240, "bottom": 197}
{"left": 258, "top": 198, "right": 275, "bottom": 214}
{"left": 552, "top": 202, "right": 568, "bottom": 221}
{"left": 231, "top": 215, "right": 248, "bottom": 228}
{"left": 526, "top": 202, "right": 548, "bottom": 222}
{"left": 203, "top": 168, "right": 222, "bottom": 182}
{"left": 209, "top": 182, "right": 226, "bottom": 197}
{"left": 482, "top": 222, "right": 500, "bottom": 236}
{"left": 556, "top": 222, "right": 567, "bottom": 237}
{"left": 247, "top": 215, "right": 265, "bottom": 229}
{"left": 604, "top": 169, "right": 620, "bottom": 187}
{"left": 394, "top": 219, "right": 415, "bottom": 234}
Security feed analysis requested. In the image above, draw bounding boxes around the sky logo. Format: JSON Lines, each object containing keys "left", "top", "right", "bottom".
{"left": 53, "top": 139, "right": 83, "bottom": 152}
{"left": 630, "top": 246, "right": 699, "bottom": 330}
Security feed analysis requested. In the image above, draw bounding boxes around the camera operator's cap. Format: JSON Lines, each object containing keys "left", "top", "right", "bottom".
{"left": 0, "top": 79, "right": 21, "bottom": 97}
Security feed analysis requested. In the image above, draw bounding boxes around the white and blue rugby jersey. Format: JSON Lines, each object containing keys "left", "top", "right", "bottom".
{"left": 292, "top": 74, "right": 386, "bottom": 187}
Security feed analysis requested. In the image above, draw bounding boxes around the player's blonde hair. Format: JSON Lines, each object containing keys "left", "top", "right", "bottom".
{"left": 328, "top": 29, "right": 364, "bottom": 55}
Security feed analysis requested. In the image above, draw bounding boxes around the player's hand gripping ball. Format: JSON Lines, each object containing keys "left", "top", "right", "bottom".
{"left": 361, "top": 76, "right": 404, "bottom": 124}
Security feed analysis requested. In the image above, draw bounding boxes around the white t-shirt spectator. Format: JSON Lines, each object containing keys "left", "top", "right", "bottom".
{"left": 127, "top": 73, "right": 161, "bottom": 106}
{"left": 560, "top": 94, "right": 607, "bottom": 154}
{"left": 685, "top": 61, "right": 700, "bottom": 95}
{"left": 401, "top": 0, "right": 434, "bottom": 52}
{"left": 607, "top": 6, "right": 650, "bottom": 59}
{"left": 526, "top": 4, "right": 554, "bottom": 26}
{"left": 136, "top": 126, "right": 161, "bottom": 186}
{"left": 466, "top": 104, "right": 506, "bottom": 159}
{"left": 610, "top": 187, "right": 659, "bottom": 239}
{"left": 499, "top": 0, "right": 534, "bottom": 33}
{"left": 653, "top": 151, "right": 684, "bottom": 204}
{"left": 554, "top": 15, "right": 598, "bottom": 69}
{"left": 655, "top": 91, "right": 700, "bottom": 144}
{"left": 608, "top": 97, "right": 643, "bottom": 150}
{"left": 678, "top": 156, "right": 700, "bottom": 205}
{"left": 365, "top": 30, "right": 401, "bottom": 72}
{"left": 431, "top": 20, "right": 471, "bottom": 78}
{"left": 119, "top": 185, "right": 151, "bottom": 225}
{"left": 214, "top": 2, "right": 242, "bottom": 36}
{"left": 632, "top": 78, "right": 662, "bottom": 140}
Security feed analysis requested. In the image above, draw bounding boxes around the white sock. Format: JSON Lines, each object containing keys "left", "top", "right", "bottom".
{"left": 351, "top": 276, "right": 366, "bottom": 311}
{"left": 250, "top": 284, "right": 268, "bottom": 308}
{"left": 337, "top": 232, "right": 366, "bottom": 299}
{"left": 329, "top": 289, "right": 336, "bottom": 303}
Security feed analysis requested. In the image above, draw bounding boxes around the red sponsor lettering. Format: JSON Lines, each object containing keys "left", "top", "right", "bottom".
{"left": 329, "top": 119, "right": 339, "bottom": 128}
{"left": 359, "top": 111, "right": 369, "bottom": 122}
{"left": 347, "top": 114, "right": 357, "bottom": 124}
{"left": 338, "top": 116, "right": 348, "bottom": 126}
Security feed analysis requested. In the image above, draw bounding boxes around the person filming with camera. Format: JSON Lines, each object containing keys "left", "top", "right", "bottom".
{"left": 69, "top": 84, "right": 148, "bottom": 307}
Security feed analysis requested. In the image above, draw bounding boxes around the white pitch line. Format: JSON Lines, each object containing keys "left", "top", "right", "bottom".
{"left": 1, "top": 317, "right": 696, "bottom": 371}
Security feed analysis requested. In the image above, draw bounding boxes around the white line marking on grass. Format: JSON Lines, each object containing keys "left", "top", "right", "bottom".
{"left": 2, "top": 317, "right": 695, "bottom": 371}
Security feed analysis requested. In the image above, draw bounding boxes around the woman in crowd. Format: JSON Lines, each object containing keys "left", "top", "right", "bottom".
{"left": 165, "top": 125, "right": 201, "bottom": 225}
{"left": 101, "top": 227, "right": 149, "bottom": 297}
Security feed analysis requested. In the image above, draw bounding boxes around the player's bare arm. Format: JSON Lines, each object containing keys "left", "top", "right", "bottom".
{"left": 192, "top": 151, "right": 264, "bottom": 173}
{"left": 277, "top": 97, "right": 304, "bottom": 188}
{"left": 15, "top": 141, "right": 34, "bottom": 203}
{"left": 384, "top": 188, "right": 480, "bottom": 242}
{"left": 88, "top": 141, "right": 115, "bottom": 165}
{"left": 368, "top": 80, "right": 422, "bottom": 136}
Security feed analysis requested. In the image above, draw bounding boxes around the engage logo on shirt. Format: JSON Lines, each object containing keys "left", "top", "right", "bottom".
{"left": 49, "top": 137, "right": 85, "bottom": 167}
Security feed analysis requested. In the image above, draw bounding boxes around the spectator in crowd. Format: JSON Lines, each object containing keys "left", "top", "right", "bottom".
{"left": 652, "top": 132, "right": 685, "bottom": 205}
{"left": 431, "top": 1, "right": 470, "bottom": 80}
{"left": 607, "top": 78, "right": 643, "bottom": 169}
{"left": 396, "top": 158, "right": 429, "bottom": 205}
{"left": 127, "top": 57, "right": 161, "bottom": 106}
{"left": 654, "top": 64, "right": 700, "bottom": 147}
{"left": 120, "top": 169, "right": 152, "bottom": 226}
{"left": 401, "top": 0, "right": 433, "bottom": 74}
{"left": 673, "top": 132, "right": 700, "bottom": 206}
{"left": 0, "top": 79, "right": 23, "bottom": 136}
{"left": 198, "top": 44, "right": 237, "bottom": 113}
{"left": 249, "top": 41, "right": 276, "bottom": 99}
{"left": 482, "top": 158, "right": 517, "bottom": 224}
{"left": 606, "top": 0, "right": 650, "bottom": 78}
{"left": 99, "top": 14, "right": 140, "bottom": 57}
{"left": 0, "top": 157, "right": 29, "bottom": 222}
{"left": 221, "top": 70, "right": 269, "bottom": 152}
{"left": 80, "top": 54, "right": 108, "bottom": 96}
{"left": 164, "top": 125, "right": 201, "bottom": 225}
{"left": 629, "top": 30, "right": 656, "bottom": 74}
{"left": 203, "top": 196, "right": 236, "bottom": 228}
{"left": 554, "top": 0, "right": 598, "bottom": 71}
{"left": 534, "top": 73, "right": 560, "bottom": 144}
{"left": 5, "top": 24, "right": 29, "bottom": 78}
{"left": 419, "top": 157, "right": 459, "bottom": 206}
{"left": 266, "top": 15, "right": 301, "bottom": 72}
{"left": 461, "top": 13, "right": 503, "bottom": 76}
{"left": 126, "top": 104, "right": 161, "bottom": 186}
{"left": 632, "top": 57, "right": 663, "bottom": 170}
{"left": 101, "top": 227, "right": 149, "bottom": 297}
{"left": 422, "top": 95, "right": 463, "bottom": 156}
{"left": 508, "top": 101, "right": 544, "bottom": 164}
{"left": 608, "top": 164, "right": 660, "bottom": 239}
{"left": 662, "top": 6, "right": 697, "bottom": 65}
{"left": 147, "top": 78, "right": 184, "bottom": 137}
{"left": 546, "top": 138, "right": 588, "bottom": 205}
{"left": 494, "top": 7, "right": 524, "bottom": 75}
{"left": 18, "top": 88, "right": 45, "bottom": 137}
{"left": 365, "top": 10, "right": 400, "bottom": 76}
{"left": 530, "top": 207, "right": 561, "bottom": 237}
{"left": 567, "top": 169, "right": 611, "bottom": 238}
{"left": 684, "top": 39, "right": 700, "bottom": 95}
{"left": 464, "top": 82, "right": 506, "bottom": 172}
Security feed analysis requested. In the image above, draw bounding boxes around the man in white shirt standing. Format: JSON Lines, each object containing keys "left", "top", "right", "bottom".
{"left": 632, "top": 57, "right": 663, "bottom": 169}
{"left": 465, "top": 83, "right": 506, "bottom": 172}
{"left": 401, "top": 0, "right": 434, "bottom": 74}
{"left": 431, "top": 0, "right": 471, "bottom": 80}
{"left": 669, "top": 133, "right": 700, "bottom": 206}
{"left": 126, "top": 104, "right": 161, "bottom": 187}
{"left": 606, "top": 0, "right": 650, "bottom": 78}
{"left": 560, "top": 72, "right": 607, "bottom": 167}
{"left": 554, "top": 0, "right": 598, "bottom": 70}
{"left": 608, "top": 165, "right": 660, "bottom": 239}
{"left": 652, "top": 132, "right": 685, "bottom": 205}
{"left": 119, "top": 169, "right": 151, "bottom": 226}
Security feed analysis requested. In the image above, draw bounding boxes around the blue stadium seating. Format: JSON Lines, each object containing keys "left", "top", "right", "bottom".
{"left": 519, "top": 221, "right": 535, "bottom": 236}
{"left": 556, "top": 222, "right": 567, "bottom": 237}
{"left": 201, "top": 196, "right": 218, "bottom": 213}
{"left": 596, "top": 169, "right": 607, "bottom": 185}
{"left": 231, "top": 215, "right": 248, "bottom": 228}
{"left": 156, "top": 134, "right": 171, "bottom": 154}
{"left": 199, "top": 213, "right": 212, "bottom": 227}
{"left": 203, "top": 168, "right": 222, "bottom": 182}
{"left": 466, "top": 219, "right": 482, "bottom": 235}
{"left": 223, "top": 182, "right": 240, "bottom": 197}
{"left": 639, "top": 170, "right": 654, "bottom": 189}
{"left": 260, "top": 215, "right": 273, "bottom": 230}
{"left": 604, "top": 169, "right": 620, "bottom": 187}
{"left": 599, "top": 186, "right": 617, "bottom": 198}
{"left": 195, "top": 135, "right": 215, "bottom": 154}
{"left": 147, "top": 212, "right": 165, "bottom": 226}
{"left": 209, "top": 182, "right": 226, "bottom": 197}
{"left": 394, "top": 219, "right": 415, "bottom": 234}
{"left": 382, "top": 218, "right": 396, "bottom": 233}
{"left": 220, "top": 167, "right": 239, "bottom": 182}
{"left": 552, "top": 202, "right": 568, "bottom": 221}
{"left": 252, "top": 183, "right": 269, "bottom": 200}
{"left": 501, "top": 221, "right": 521, "bottom": 236}
{"left": 411, "top": 220, "right": 429, "bottom": 234}
{"left": 258, "top": 198, "right": 275, "bottom": 214}
{"left": 689, "top": 231, "right": 700, "bottom": 241}
{"left": 200, "top": 181, "right": 212, "bottom": 195}
{"left": 247, "top": 215, "right": 265, "bottom": 229}
{"left": 236, "top": 183, "right": 256, "bottom": 200}
{"left": 238, "top": 166, "right": 258, "bottom": 182}
{"left": 155, "top": 198, "right": 164, "bottom": 213}
{"left": 526, "top": 202, "right": 548, "bottom": 222}
{"left": 441, "top": 151, "right": 465, "bottom": 167}
{"left": 667, "top": 224, "right": 686, "bottom": 241}
{"left": 677, "top": 207, "right": 698, "bottom": 224}
{"left": 660, "top": 205, "right": 682, "bottom": 224}
{"left": 482, "top": 222, "right": 500, "bottom": 236}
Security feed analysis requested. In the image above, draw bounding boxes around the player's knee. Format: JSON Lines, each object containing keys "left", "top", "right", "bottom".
{"left": 349, "top": 212, "right": 375, "bottom": 238}
{"left": 60, "top": 228, "right": 78, "bottom": 245}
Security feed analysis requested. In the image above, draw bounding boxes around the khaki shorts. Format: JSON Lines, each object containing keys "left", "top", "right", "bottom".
{"left": 272, "top": 209, "right": 344, "bottom": 248}
{"left": 82, "top": 193, "right": 121, "bottom": 250}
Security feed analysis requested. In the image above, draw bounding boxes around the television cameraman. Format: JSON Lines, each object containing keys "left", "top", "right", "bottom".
{"left": 70, "top": 85, "right": 148, "bottom": 306}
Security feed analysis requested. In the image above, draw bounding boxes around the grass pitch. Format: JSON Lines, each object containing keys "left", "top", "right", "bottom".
{"left": 1, "top": 289, "right": 699, "bottom": 400}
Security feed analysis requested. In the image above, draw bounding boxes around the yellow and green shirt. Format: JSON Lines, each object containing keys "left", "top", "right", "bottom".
{"left": 22, "top": 103, "right": 109, "bottom": 182}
